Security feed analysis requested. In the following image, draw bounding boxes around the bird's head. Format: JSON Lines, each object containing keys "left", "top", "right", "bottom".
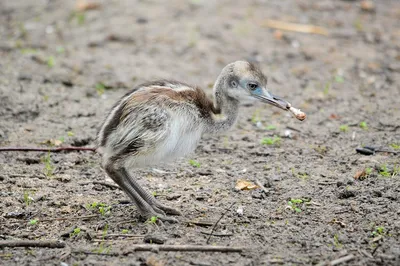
{"left": 217, "top": 61, "right": 290, "bottom": 110}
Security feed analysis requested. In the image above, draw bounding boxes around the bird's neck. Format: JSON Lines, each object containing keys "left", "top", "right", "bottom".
{"left": 205, "top": 78, "right": 239, "bottom": 134}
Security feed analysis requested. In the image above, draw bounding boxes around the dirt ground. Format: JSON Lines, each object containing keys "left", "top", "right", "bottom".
{"left": 0, "top": 0, "right": 399, "bottom": 265}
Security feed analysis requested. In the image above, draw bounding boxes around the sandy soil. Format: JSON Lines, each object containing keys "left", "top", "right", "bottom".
{"left": 0, "top": 0, "right": 399, "bottom": 265}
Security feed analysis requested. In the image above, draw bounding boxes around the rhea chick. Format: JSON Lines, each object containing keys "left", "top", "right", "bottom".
{"left": 97, "top": 61, "right": 305, "bottom": 222}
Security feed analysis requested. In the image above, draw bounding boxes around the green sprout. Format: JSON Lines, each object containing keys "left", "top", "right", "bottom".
{"left": 379, "top": 164, "right": 390, "bottom": 177}
{"left": 95, "top": 82, "right": 106, "bottom": 95}
{"left": 23, "top": 190, "right": 34, "bottom": 206}
{"left": 390, "top": 143, "right": 400, "bottom": 150}
{"left": 86, "top": 202, "right": 111, "bottom": 216}
{"left": 121, "top": 229, "right": 129, "bottom": 234}
{"left": 334, "top": 75, "right": 344, "bottom": 83}
{"left": 333, "top": 234, "right": 343, "bottom": 248}
{"left": 359, "top": 121, "right": 368, "bottom": 130}
{"left": 287, "top": 198, "right": 305, "bottom": 213}
{"left": 339, "top": 125, "right": 349, "bottom": 132}
{"left": 265, "top": 125, "right": 277, "bottom": 130}
{"left": 41, "top": 152, "right": 54, "bottom": 177}
{"left": 371, "top": 226, "right": 389, "bottom": 238}
{"left": 261, "top": 136, "right": 281, "bottom": 146}
{"left": 70, "top": 227, "right": 81, "bottom": 238}
{"left": 147, "top": 216, "right": 158, "bottom": 224}
{"left": 189, "top": 160, "right": 201, "bottom": 168}
{"left": 29, "top": 219, "right": 38, "bottom": 225}
{"left": 47, "top": 56, "right": 55, "bottom": 68}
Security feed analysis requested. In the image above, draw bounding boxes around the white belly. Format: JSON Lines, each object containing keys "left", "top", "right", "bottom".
{"left": 124, "top": 111, "right": 203, "bottom": 168}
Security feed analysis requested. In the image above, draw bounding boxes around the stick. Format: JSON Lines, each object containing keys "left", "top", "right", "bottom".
{"left": 0, "top": 240, "right": 65, "bottom": 248}
{"left": 92, "top": 181, "right": 121, "bottom": 190}
{"left": 206, "top": 202, "right": 235, "bottom": 244}
{"left": 330, "top": 254, "right": 355, "bottom": 265}
{"left": 73, "top": 245, "right": 243, "bottom": 255}
{"left": 0, "top": 215, "right": 98, "bottom": 225}
{"left": 200, "top": 232, "right": 233, "bottom": 237}
{"left": 255, "top": 179, "right": 269, "bottom": 195}
{"left": 0, "top": 146, "right": 96, "bottom": 152}
{"left": 261, "top": 19, "right": 329, "bottom": 36}
{"left": 185, "top": 220, "right": 214, "bottom": 227}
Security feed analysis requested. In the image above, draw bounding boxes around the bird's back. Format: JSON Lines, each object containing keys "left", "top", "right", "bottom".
{"left": 97, "top": 81, "right": 216, "bottom": 167}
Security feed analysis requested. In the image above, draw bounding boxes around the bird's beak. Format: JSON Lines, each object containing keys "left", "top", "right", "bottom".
{"left": 254, "top": 89, "right": 290, "bottom": 110}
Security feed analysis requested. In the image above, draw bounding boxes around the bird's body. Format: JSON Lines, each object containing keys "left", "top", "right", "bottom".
{"left": 97, "top": 61, "right": 304, "bottom": 222}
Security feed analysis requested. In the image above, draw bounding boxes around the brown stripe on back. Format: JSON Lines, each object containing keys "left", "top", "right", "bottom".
{"left": 121, "top": 86, "right": 219, "bottom": 121}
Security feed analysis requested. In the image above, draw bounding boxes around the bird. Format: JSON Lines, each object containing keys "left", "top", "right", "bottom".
{"left": 96, "top": 61, "right": 304, "bottom": 222}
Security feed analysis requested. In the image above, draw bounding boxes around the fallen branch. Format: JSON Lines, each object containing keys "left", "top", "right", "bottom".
{"left": 255, "top": 179, "right": 269, "bottom": 195}
{"left": 185, "top": 220, "right": 214, "bottom": 227}
{"left": 73, "top": 244, "right": 243, "bottom": 255}
{"left": 330, "top": 254, "right": 355, "bottom": 265}
{"left": 92, "top": 181, "right": 121, "bottom": 190}
{"left": 261, "top": 19, "right": 329, "bottom": 36}
{"left": 206, "top": 202, "right": 235, "bottom": 244}
{"left": 200, "top": 231, "right": 233, "bottom": 237}
{"left": 0, "top": 146, "right": 96, "bottom": 152}
{"left": 0, "top": 240, "right": 65, "bottom": 248}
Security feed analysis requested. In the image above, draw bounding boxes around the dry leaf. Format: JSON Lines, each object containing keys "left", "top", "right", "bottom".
{"left": 354, "top": 169, "right": 367, "bottom": 180}
{"left": 76, "top": 0, "right": 101, "bottom": 12}
{"left": 235, "top": 179, "right": 259, "bottom": 191}
{"left": 41, "top": 139, "right": 63, "bottom": 146}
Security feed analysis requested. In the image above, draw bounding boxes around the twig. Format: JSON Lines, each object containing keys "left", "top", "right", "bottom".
{"left": 255, "top": 179, "right": 269, "bottom": 195}
{"left": 0, "top": 146, "right": 96, "bottom": 152}
{"left": 95, "top": 233, "right": 144, "bottom": 238}
{"left": 73, "top": 245, "right": 243, "bottom": 255}
{"left": 371, "top": 241, "right": 382, "bottom": 256}
{"left": 329, "top": 254, "right": 355, "bottom": 265}
{"left": 0, "top": 214, "right": 98, "bottom": 225}
{"left": 261, "top": 19, "right": 329, "bottom": 35}
{"left": 185, "top": 220, "right": 214, "bottom": 227}
{"left": 200, "top": 231, "right": 233, "bottom": 237}
{"left": 206, "top": 202, "right": 235, "bottom": 244}
{"left": 39, "top": 214, "right": 98, "bottom": 222}
{"left": 0, "top": 240, "right": 65, "bottom": 248}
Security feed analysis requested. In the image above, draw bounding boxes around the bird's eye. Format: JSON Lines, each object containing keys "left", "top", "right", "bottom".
{"left": 248, "top": 83, "right": 258, "bottom": 91}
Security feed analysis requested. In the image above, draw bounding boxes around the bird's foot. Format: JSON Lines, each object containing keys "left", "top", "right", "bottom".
{"left": 143, "top": 209, "right": 179, "bottom": 224}
{"left": 153, "top": 202, "right": 182, "bottom": 216}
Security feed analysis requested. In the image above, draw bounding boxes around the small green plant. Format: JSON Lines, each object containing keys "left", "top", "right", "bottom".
{"left": 56, "top": 46, "right": 65, "bottom": 54}
{"left": 261, "top": 136, "right": 281, "bottom": 146}
{"left": 265, "top": 125, "right": 277, "bottom": 130}
{"left": 95, "top": 82, "right": 106, "bottom": 95}
{"left": 86, "top": 202, "right": 111, "bottom": 216}
{"left": 41, "top": 152, "right": 54, "bottom": 177}
{"left": 291, "top": 168, "right": 309, "bottom": 180}
{"left": 147, "top": 216, "right": 158, "bottom": 224}
{"left": 378, "top": 164, "right": 390, "bottom": 177}
{"left": 359, "top": 121, "right": 368, "bottom": 130}
{"left": 23, "top": 190, "right": 34, "bottom": 206}
{"left": 251, "top": 109, "right": 261, "bottom": 124}
{"left": 390, "top": 143, "right": 400, "bottom": 150}
{"left": 371, "top": 226, "right": 385, "bottom": 237}
{"left": 70, "top": 227, "right": 81, "bottom": 238}
{"left": 287, "top": 199, "right": 303, "bottom": 213}
{"left": 47, "top": 56, "right": 55, "bottom": 68}
{"left": 67, "top": 131, "right": 74, "bottom": 137}
{"left": 189, "top": 160, "right": 201, "bottom": 168}
{"left": 333, "top": 234, "right": 343, "bottom": 248}
{"left": 323, "top": 82, "right": 331, "bottom": 95}
{"left": 334, "top": 75, "right": 344, "bottom": 83}
{"left": 94, "top": 224, "right": 111, "bottom": 254}
{"left": 121, "top": 229, "right": 129, "bottom": 234}
{"left": 339, "top": 125, "right": 349, "bottom": 132}
{"left": 29, "top": 219, "right": 38, "bottom": 225}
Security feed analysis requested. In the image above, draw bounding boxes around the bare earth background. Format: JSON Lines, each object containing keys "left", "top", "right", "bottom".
{"left": 0, "top": 0, "right": 399, "bottom": 265}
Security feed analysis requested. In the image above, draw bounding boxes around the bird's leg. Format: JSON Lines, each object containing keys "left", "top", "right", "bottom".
{"left": 104, "top": 163, "right": 178, "bottom": 223}
{"left": 120, "top": 168, "right": 182, "bottom": 216}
